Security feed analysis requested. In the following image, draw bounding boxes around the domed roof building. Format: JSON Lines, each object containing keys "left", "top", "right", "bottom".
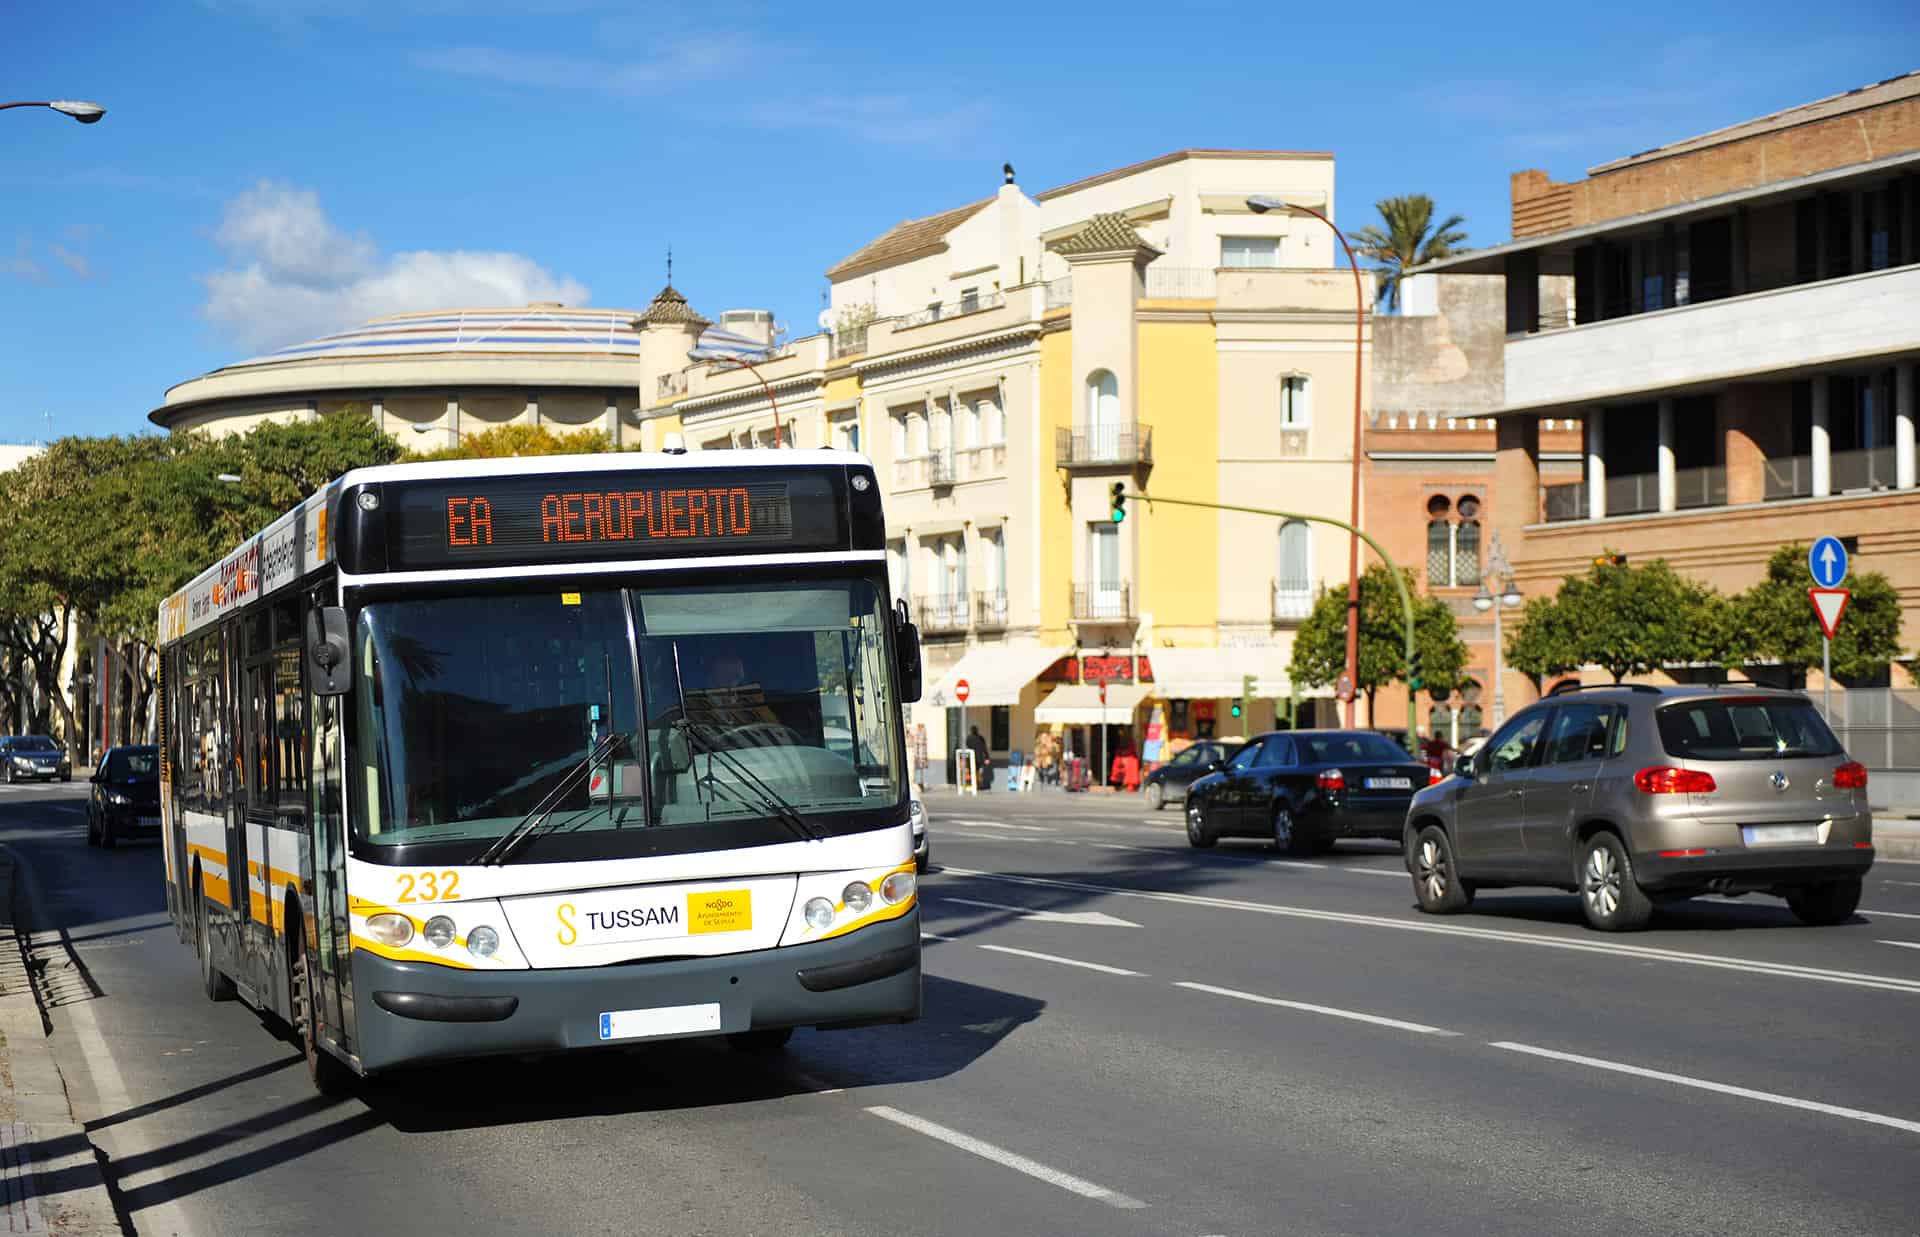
{"left": 150, "top": 287, "right": 777, "bottom": 449}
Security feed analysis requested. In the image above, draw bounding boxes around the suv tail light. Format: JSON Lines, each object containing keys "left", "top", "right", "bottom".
{"left": 1316, "top": 768, "right": 1346, "bottom": 794}
{"left": 1833, "top": 761, "right": 1868, "bottom": 790}
{"left": 1634, "top": 766, "right": 1717, "bottom": 795}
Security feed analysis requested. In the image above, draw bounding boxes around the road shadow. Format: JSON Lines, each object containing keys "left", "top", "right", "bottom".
{"left": 1451, "top": 891, "right": 1845, "bottom": 932}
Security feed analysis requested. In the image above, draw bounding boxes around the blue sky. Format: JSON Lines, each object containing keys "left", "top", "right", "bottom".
{"left": 5, "top": 0, "right": 1916, "bottom": 441}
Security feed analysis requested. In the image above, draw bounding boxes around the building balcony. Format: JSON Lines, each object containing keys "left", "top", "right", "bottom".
{"left": 1273, "top": 580, "right": 1313, "bottom": 623}
{"left": 1056, "top": 425, "right": 1153, "bottom": 470}
{"left": 1143, "top": 266, "right": 1217, "bottom": 299}
{"left": 1764, "top": 449, "right": 1902, "bottom": 500}
{"left": 957, "top": 442, "right": 1007, "bottom": 479}
{"left": 1070, "top": 584, "right": 1134, "bottom": 623}
{"left": 1506, "top": 265, "right": 1920, "bottom": 411}
{"left": 916, "top": 596, "right": 969, "bottom": 635}
{"left": 1542, "top": 466, "right": 1727, "bottom": 523}
{"left": 973, "top": 590, "right": 1010, "bottom": 631}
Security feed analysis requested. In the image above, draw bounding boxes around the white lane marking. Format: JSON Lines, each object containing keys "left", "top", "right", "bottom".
{"left": 865, "top": 1106, "right": 1148, "bottom": 1209}
{"left": 1881, "top": 879, "right": 1920, "bottom": 888}
{"left": 940, "top": 867, "right": 1920, "bottom": 995}
{"left": 1863, "top": 908, "right": 1920, "bottom": 922}
{"left": 943, "top": 897, "right": 1140, "bottom": 928}
{"left": 1490, "top": 1042, "right": 1920, "bottom": 1137}
{"left": 948, "top": 819, "right": 1055, "bottom": 832}
{"left": 977, "top": 944, "right": 1144, "bottom": 977}
{"left": 1879, "top": 940, "right": 1920, "bottom": 951}
{"left": 922, "top": 931, "right": 956, "bottom": 942}
{"left": 1090, "top": 842, "right": 1158, "bottom": 853}
{"left": 1176, "top": 981, "right": 1461, "bottom": 1037}
{"left": 1348, "top": 867, "right": 1409, "bottom": 878}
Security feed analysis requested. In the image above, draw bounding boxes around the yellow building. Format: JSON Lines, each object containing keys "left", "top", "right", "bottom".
{"left": 639, "top": 152, "right": 1371, "bottom": 783}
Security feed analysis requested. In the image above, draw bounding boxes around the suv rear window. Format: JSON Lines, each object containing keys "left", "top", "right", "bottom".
{"left": 1655, "top": 699, "right": 1843, "bottom": 761}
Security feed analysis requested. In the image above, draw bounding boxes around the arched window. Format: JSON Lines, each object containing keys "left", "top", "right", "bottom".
{"left": 1280, "top": 375, "right": 1311, "bottom": 427}
{"left": 1427, "top": 519, "right": 1452, "bottom": 585}
{"left": 1455, "top": 518, "right": 1481, "bottom": 586}
{"left": 1086, "top": 370, "right": 1120, "bottom": 457}
{"left": 1276, "top": 520, "right": 1311, "bottom": 618}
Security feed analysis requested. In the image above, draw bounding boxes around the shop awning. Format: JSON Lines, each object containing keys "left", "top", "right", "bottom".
{"left": 925, "top": 646, "right": 1068, "bottom": 709}
{"left": 1034, "top": 683, "right": 1151, "bottom": 726}
{"left": 1143, "top": 647, "right": 1332, "bottom": 700}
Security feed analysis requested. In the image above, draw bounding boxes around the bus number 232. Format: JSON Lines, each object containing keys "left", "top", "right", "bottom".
{"left": 397, "top": 871, "right": 461, "bottom": 902}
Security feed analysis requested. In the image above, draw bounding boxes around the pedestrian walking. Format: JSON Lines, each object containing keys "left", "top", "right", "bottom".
{"left": 966, "top": 726, "right": 992, "bottom": 793}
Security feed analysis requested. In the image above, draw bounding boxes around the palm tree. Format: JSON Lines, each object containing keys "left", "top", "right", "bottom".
{"left": 1353, "top": 195, "right": 1468, "bottom": 312}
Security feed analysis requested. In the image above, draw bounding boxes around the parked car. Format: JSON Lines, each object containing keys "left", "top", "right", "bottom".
{"left": 1184, "top": 730, "right": 1439, "bottom": 855}
{"left": 1, "top": 735, "right": 71, "bottom": 783}
{"left": 911, "top": 783, "right": 929, "bottom": 872}
{"left": 87, "top": 744, "right": 162, "bottom": 848}
{"left": 1143, "top": 738, "right": 1245, "bottom": 810}
{"left": 1403, "top": 685, "right": 1875, "bottom": 932}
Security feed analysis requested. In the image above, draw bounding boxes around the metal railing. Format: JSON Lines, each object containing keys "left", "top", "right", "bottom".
{"left": 1144, "top": 266, "right": 1217, "bottom": 299}
{"left": 973, "top": 590, "right": 1009, "bottom": 630}
{"left": 1673, "top": 464, "right": 1727, "bottom": 509}
{"left": 1044, "top": 276, "right": 1072, "bottom": 309}
{"left": 1544, "top": 481, "right": 1587, "bottom": 522}
{"left": 1604, "top": 472, "right": 1661, "bottom": 517}
{"left": 926, "top": 452, "right": 957, "bottom": 486}
{"left": 1542, "top": 468, "right": 1724, "bottom": 520}
{"left": 916, "top": 596, "right": 969, "bottom": 634}
{"left": 831, "top": 324, "right": 869, "bottom": 358}
{"left": 1055, "top": 424, "right": 1153, "bottom": 468}
{"left": 1765, "top": 455, "right": 1814, "bottom": 501}
{"left": 1071, "top": 583, "right": 1134, "bottom": 622}
{"left": 1272, "top": 579, "right": 1314, "bottom": 622}
{"left": 897, "top": 291, "right": 1004, "bottom": 329}
{"left": 1832, "top": 446, "right": 1895, "bottom": 493}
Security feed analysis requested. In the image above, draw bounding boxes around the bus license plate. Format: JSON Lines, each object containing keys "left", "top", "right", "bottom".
{"left": 598, "top": 1003, "right": 721, "bottom": 1042}
{"left": 1365, "top": 777, "right": 1412, "bottom": 790}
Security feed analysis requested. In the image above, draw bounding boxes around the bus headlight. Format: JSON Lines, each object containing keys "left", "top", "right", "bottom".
{"left": 842, "top": 881, "right": 873, "bottom": 915}
{"left": 466, "top": 925, "right": 500, "bottom": 959}
{"left": 423, "top": 916, "right": 456, "bottom": 949}
{"left": 366, "top": 913, "right": 414, "bottom": 948}
{"left": 880, "top": 871, "right": 916, "bottom": 906}
{"left": 803, "top": 897, "right": 836, "bottom": 930}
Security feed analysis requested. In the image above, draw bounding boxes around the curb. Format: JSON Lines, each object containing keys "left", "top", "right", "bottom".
{"left": 1877, "top": 836, "right": 1920, "bottom": 861}
{"left": 0, "top": 846, "right": 123, "bottom": 1236}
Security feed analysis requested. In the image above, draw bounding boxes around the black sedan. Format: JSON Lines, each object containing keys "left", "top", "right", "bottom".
{"left": 1, "top": 734, "right": 71, "bottom": 783}
{"left": 1184, "top": 730, "right": 1437, "bottom": 855}
{"left": 87, "top": 745, "right": 161, "bottom": 848}
{"left": 1143, "top": 738, "right": 1244, "bottom": 810}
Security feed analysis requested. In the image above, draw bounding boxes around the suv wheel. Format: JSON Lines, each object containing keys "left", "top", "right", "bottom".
{"left": 1185, "top": 801, "right": 1215, "bottom": 849}
{"left": 1785, "top": 877, "right": 1862, "bottom": 926}
{"left": 1411, "top": 825, "right": 1472, "bottom": 913}
{"left": 1578, "top": 832, "right": 1653, "bottom": 932}
{"left": 1147, "top": 783, "right": 1165, "bottom": 811}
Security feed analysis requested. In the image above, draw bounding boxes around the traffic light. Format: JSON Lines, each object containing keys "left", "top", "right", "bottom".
{"left": 1593, "top": 553, "right": 1627, "bottom": 567}
{"left": 1229, "top": 698, "right": 1243, "bottom": 719}
{"left": 1109, "top": 482, "right": 1127, "bottom": 523}
{"left": 1408, "top": 649, "right": 1425, "bottom": 692}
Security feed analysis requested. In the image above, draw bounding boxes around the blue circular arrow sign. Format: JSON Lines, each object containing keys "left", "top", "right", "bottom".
{"left": 1808, "top": 536, "right": 1848, "bottom": 588}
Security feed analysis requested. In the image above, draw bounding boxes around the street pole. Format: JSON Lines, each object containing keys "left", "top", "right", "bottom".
{"left": 1118, "top": 489, "right": 1420, "bottom": 755}
{"left": 1491, "top": 600, "right": 1505, "bottom": 730}
{"left": 1823, "top": 635, "right": 1832, "bottom": 726}
{"left": 705, "top": 356, "right": 784, "bottom": 448}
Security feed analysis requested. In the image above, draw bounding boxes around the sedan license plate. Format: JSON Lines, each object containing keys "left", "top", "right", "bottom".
{"left": 138, "top": 816, "right": 161, "bottom": 829}
{"left": 598, "top": 1002, "right": 721, "bottom": 1042}
{"left": 1742, "top": 824, "right": 1821, "bottom": 847}
{"left": 1364, "top": 777, "right": 1412, "bottom": 790}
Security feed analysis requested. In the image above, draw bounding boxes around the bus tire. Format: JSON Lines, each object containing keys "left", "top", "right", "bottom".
{"left": 196, "top": 871, "right": 235, "bottom": 1002}
{"left": 727, "top": 1028, "right": 793, "bottom": 1054}
{"left": 289, "top": 914, "right": 354, "bottom": 1096}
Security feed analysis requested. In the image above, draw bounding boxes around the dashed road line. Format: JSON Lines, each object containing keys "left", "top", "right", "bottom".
{"left": 976, "top": 944, "right": 1143, "bottom": 977}
{"left": 865, "top": 1106, "right": 1148, "bottom": 1209}
{"left": 1176, "top": 981, "right": 1460, "bottom": 1037}
{"left": 1879, "top": 939, "right": 1920, "bottom": 951}
{"left": 1490, "top": 1041, "right": 1920, "bottom": 1137}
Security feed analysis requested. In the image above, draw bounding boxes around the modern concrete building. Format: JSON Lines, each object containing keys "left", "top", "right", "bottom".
{"left": 1413, "top": 71, "right": 1920, "bottom": 715}
{"left": 640, "top": 151, "right": 1366, "bottom": 782}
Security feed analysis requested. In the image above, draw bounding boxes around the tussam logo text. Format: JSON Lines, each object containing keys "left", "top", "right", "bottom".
{"left": 556, "top": 901, "right": 680, "bottom": 946}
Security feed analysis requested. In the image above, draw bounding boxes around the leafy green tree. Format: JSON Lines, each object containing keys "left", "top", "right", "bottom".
{"left": 408, "top": 423, "right": 615, "bottom": 461}
{"left": 1352, "top": 194, "right": 1469, "bottom": 312}
{"left": 1504, "top": 555, "right": 1729, "bottom": 683}
{"left": 1732, "top": 544, "right": 1904, "bottom": 684}
{"left": 1289, "top": 563, "right": 1470, "bottom": 721}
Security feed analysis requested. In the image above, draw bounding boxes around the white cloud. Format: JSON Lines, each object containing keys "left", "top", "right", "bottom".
{"left": 200, "top": 180, "right": 589, "bottom": 353}
{"left": 413, "top": 33, "right": 756, "bottom": 96}
{"left": 49, "top": 244, "right": 91, "bottom": 279}
{"left": 3, "top": 238, "right": 48, "bottom": 284}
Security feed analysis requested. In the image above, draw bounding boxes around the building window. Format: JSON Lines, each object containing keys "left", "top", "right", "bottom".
{"left": 830, "top": 412, "right": 858, "bottom": 453}
{"left": 1089, "top": 522, "right": 1121, "bottom": 612}
{"left": 1277, "top": 519, "right": 1311, "bottom": 603}
{"left": 1221, "top": 236, "right": 1280, "bottom": 268}
{"left": 1280, "top": 375, "right": 1311, "bottom": 428}
{"left": 977, "top": 397, "right": 1003, "bottom": 444}
{"left": 990, "top": 705, "right": 1010, "bottom": 753}
{"left": 1427, "top": 519, "right": 1452, "bottom": 585}
{"left": 1086, "top": 370, "right": 1120, "bottom": 458}
{"left": 1425, "top": 494, "right": 1483, "bottom": 587}
{"left": 960, "top": 286, "right": 980, "bottom": 314}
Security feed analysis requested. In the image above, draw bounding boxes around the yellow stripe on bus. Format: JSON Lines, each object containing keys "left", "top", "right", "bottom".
{"left": 349, "top": 935, "right": 481, "bottom": 970}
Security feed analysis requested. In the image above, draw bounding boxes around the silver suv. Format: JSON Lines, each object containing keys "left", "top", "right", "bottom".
{"left": 1402, "top": 685, "right": 1874, "bottom": 931}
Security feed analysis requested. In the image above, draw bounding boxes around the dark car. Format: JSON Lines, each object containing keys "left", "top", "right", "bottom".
{"left": 1185, "top": 730, "right": 1438, "bottom": 855}
{"left": 1403, "top": 684, "right": 1875, "bottom": 931}
{"left": 1143, "top": 739, "right": 1245, "bottom": 810}
{"left": 87, "top": 745, "right": 161, "bottom": 848}
{"left": 1, "top": 735, "right": 71, "bottom": 783}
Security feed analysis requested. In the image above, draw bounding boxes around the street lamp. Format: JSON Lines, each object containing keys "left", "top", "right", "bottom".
{"left": 686, "top": 348, "right": 785, "bottom": 448}
{"left": 1471, "top": 532, "right": 1524, "bottom": 730}
{"left": 1, "top": 100, "right": 107, "bottom": 123}
{"left": 1248, "top": 194, "right": 1367, "bottom": 727}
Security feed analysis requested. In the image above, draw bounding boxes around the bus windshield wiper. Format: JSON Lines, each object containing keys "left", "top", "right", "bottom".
{"left": 476, "top": 730, "right": 626, "bottom": 866}
{"left": 675, "top": 721, "right": 822, "bottom": 842}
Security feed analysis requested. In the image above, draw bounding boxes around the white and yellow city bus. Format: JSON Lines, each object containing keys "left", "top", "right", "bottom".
{"left": 157, "top": 451, "right": 924, "bottom": 1092}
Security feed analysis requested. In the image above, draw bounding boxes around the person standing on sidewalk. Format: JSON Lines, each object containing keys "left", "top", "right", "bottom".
{"left": 967, "top": 726, "right": 992, "bottom": 793}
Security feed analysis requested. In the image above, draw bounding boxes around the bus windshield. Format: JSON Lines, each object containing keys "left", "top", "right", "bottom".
{"left": 351, "top": 576, "right": 902, "bottom": 851}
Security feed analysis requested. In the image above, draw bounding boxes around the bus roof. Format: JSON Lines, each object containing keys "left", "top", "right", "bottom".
{"left": 157, "top": 449, "right": 877, "bottom": 648}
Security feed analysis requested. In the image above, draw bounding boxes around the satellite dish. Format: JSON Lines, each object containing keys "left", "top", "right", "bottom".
{"left": 817, "top": 308, "right": 835, "bottom": 330}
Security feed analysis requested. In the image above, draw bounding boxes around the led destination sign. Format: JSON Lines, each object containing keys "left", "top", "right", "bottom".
{"left": 385, "top": 469, "right": 845, "bottom": 569}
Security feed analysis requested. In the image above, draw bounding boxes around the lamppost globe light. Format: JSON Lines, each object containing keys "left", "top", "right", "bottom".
{"left": 1472, "top": 585, "right": 1494, "bottom": 613}
{"left": 1501, "top": 583, "right": 1524, "bottom": 608}
{"left": 48, "top": 100, "right": 106, "bottom": 123}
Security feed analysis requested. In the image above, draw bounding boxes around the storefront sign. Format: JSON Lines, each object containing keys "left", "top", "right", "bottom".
{"left": 1081, "top": 655, "right": 1134, "bottom": 684}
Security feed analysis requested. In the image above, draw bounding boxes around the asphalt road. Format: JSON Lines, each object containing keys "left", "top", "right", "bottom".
{"left": 7, "top": 778, "right": 1920, "bottom": 1237}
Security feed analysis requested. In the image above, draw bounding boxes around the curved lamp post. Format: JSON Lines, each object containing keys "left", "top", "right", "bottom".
{"left": 689, "top": 350, "right": 785, "bottom": 448}
{"left": 1248, "top": 194, "right": 1366, "bottom": 727}
{"left": 2, "top": 100, "right": 107, "bottom": 123}
{"left": 1471, "top": 532, "right": 1524, "bottom": 730}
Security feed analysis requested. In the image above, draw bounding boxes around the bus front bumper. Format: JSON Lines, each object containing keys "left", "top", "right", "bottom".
{"left": 351, "top": 908, "right": 922, "bottom": 1074}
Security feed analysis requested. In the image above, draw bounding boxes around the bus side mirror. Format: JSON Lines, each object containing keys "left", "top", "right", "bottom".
{"left": 306, "top": 606, "right": 351, "bottom": 697}
{"left": 894, "top": 603, "right": 923, "bottom": 704}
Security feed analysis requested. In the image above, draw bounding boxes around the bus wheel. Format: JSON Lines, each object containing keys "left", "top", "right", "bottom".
{"left": 727, "top": 1028, "right": 793, "bottom": 1054}
{"left": 196, "top": 873, "right": 235, "bottom": 1002}
{"left": 290, "top": 919, "right": 353, "bottom": 1096}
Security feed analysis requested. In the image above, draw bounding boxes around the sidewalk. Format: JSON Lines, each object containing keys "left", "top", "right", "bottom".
{"left": 1874, "top": 818, "right": 1920, "bottom": 861}
{"left": 0, "top": 848, "right": 121, "bottom": 1236}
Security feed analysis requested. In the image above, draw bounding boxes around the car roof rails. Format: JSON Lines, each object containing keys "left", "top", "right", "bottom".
{"left": 1546, "top": 682, "right": 1662, "bottom": 696}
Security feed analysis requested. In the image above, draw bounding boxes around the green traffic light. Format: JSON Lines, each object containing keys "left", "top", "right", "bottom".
{"left": 1230, "top": 699, "right": 1243, "bottom": 718}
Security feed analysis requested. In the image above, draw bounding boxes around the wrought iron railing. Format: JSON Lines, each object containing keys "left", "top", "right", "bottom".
{"left": 1055, "top": 424, "right": 1153, "bottom": 468}
{"left": 1272, "top": 580, "right": 1313, "bottom": 622}
{"left": 831, "top": 324, "right": 869, "bottom": 358}
{"left": 974, "top": 590, "right": 1010, "bottom": 630}
{"left": 1144, "top": 266, "right": 1217, "bottom": 299}
{"left": 897, "top": 291, "right": 1004, "bottom": 329}
{"left": 917, "top": 596, "right": 969, "bottom": 634}
{"left": 1071, "top": 584, "right": 1134, "bottom": 622}
{"left": 926, "top": 452, "right": 958, "bottom": 485}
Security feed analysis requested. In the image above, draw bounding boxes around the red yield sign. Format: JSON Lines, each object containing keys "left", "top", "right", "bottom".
{"left": 1809, "top": 588, "right": 1850, "bottom": 640}
{"left": 954, "top": 678, "right": 971, "bottom": 704}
